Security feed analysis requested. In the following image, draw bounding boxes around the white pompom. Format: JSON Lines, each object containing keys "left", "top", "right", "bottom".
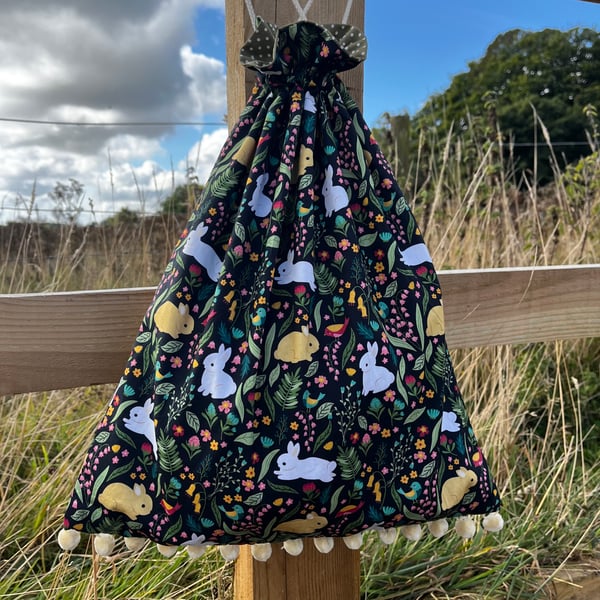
{"left": 156, "top": 544, "right": 178, "bottom": 558}
{"left": 283, "top": 539, "right": 304, "bottom": 556}
{"left": 377, "top": 527, "right": 398, "bottom": 545}
{"left": 251, "top": 543, "right": 272, "bottom": 562}
{"left": 58, "top": 529, "right": 80, "bottom": 551}
{"left": 427, "top": 519, "right": 449, "bottom": 539}
{"left": 482, "top": 512, "right": 504, "bottom": 533}
{"left": 343, "top": 533, "right": 363, "bottom": 550}
{"left": 94, "top": 534, "right": 115, "bottom": 557}
{"left": 400, "top": 524, "right": 423, "bottom": 542}
{"left": 313, "top": 537, "right": 334, "bottom": 554}
{"left": 220, "top": 545, "right": 241, "bottom": 561}
{"left": 455, "top": 516, "right": 477, "bottom": 539}
{"left": 124, "top": 537, "right": 147, "bottom": 552}
{"left": 186, "top": 544, "right": 207, "bottom": 559}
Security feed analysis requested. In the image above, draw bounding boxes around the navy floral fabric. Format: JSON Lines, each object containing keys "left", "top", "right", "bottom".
{"left": 63, "top": 20, "right": 500, "bottom": 547}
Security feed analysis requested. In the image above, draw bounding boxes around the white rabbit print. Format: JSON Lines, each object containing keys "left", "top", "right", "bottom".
{"left": 198, "top": 344, "right": 236, "bottom": 399}
{"left": 441, "top": 410, "right": 461, "bottom": 432}
{"left": 359, "top": 341, "right": 395, "bottom": 395}
{"left": 123, "top": 398, "right": 158, "bottom": 459}
{"left": 248, "top": 173, "right": 272, "bottom": 217}
{"left": 275, "top": 250, "right": 316, "bottom": 291}
{"left": 274, "top": 441, "right": 336, "bottom": 482}
{"left": 182, "top": 222, "right": 223, "bottom": 282}
{"left": 323, "top": 164, "right": 349, "bottom": 217}
{"left": 398, "top": 243, "right": 432, "bottom": 266}
{"left": 303, "top": 90, "right": 317, "bottom": 113}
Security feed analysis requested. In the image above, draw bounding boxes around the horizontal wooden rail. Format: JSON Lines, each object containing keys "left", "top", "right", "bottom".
{"left": 1, "top": 264, "right": 599, "bottom": 396}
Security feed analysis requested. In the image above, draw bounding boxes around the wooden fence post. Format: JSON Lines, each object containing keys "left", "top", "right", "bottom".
{"left": 225, "top": 1, "right": 364, "bottom": 598}
{"left": 225, "top": 0, "right": 365, "bottom": 130}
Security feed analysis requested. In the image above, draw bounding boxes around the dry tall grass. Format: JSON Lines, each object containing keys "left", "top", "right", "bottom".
{"left": 0, "top": 128, "right": 599, "bottom": 599}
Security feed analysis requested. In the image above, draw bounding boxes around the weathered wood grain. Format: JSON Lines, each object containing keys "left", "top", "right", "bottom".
{"left": 1, "top": 265, "right": 599, "bottom": 396}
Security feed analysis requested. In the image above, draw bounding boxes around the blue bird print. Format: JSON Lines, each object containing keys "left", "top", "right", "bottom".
{"left": 398, "top": 481, "right": 422, "bottom": 501}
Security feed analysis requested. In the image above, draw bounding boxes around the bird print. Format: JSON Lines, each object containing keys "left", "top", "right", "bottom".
{"left": 252, "top": 307, "right": 267, "bottom": 327}
{"left": 398, "top": 481, "right": 422, "bottom": 501}
{"left": 324, "top": 316, "right": 350, "bottom": 338}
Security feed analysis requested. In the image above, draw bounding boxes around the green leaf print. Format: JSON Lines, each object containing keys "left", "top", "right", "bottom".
{"left": 384, "top": 280, "right": 398, "bottom": 298}
{"left": 245, "top": 492, "right": 264, "bottom": 506}
{"left": 234, "top": 221, "right": 246, "bottom": 243}
{"left": 163, "top": 515, "right": 183, "bottom": 543}
{"left": 313, "top": 421, "right": 333, "bottom": 452}
{"left": 273, "top": 370, "right": 302, "bottom": 410}
{"left": 234, "top": 432, "right": 261, "bottom": 445}
{"left": 71, "top": 509, "right": 90, "bottom": 521}
{"left": 162, "top": 340, "right": 184, "bottom": 353}
{"left": 337, "top": 447, "right": 361, "bottom": 480}
{"left": 359, "top": 233, "right": 377, "bottom": 247}
{"left": 314, "top": 263, "right": 338, "bottom": 295}
{"left": 404, "top": 407, "right": 426, "bottom": 425}
{"left": 158, "top": 437, "right": 183, "bottom": 473}
{"left": 420, "top": 461, "right": 436, "bottom": 478}
{"left": 90, "top": 466, "right": 110, "bottom": 504}
{"left": 155, "top": 382, "right": 176, "bottom": 396}
{"left": 95, "top": 431, "right": 110, "bottom": 444}
{"left": 258, "top": 449, "right": 280, "bottom": 481}
{"left": 136, "top": 331, "right": 152, "bottom": 344}
{"left": 316, "top": 402, "right": 334, "bottom": 420}
{"left": 387, "top": 241, "right": 397, "bottom": 270}
{"left": 305, "top": 361, "right": 320, "bottom": 378}
{"left": 186, "top": 411, "right": 201, "bottom": 433}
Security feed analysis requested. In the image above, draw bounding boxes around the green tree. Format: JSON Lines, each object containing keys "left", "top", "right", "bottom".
{"left": 160, "top": 183, "right": 204, "bottom": 216}
{"left": 413, "top": 27, "right": 600, "bottom": 182}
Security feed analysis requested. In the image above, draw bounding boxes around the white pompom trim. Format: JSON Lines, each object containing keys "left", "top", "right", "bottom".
{"left": 220, "top": 545, "right": 241, "bottom": 561}
{"left": 377, "top": 527, "right": 398, "bottom": 545}
{"left": 186, "top": 544, "right": 207, "bottom": 559}
{"left": 251, "top": 543, "right": 272, "bottom": 562}
{"left": 427, "top": 519, "right": 449, "bottom": 538}
{"left": 124, "top": 537, "right": 147, "bottom": 552}
{"left": 94, "top": 534, "right": 116, "bottom": 557}
{"left": 455, "top": 516, "right": 477, "bottom": 539}
{"left": 343, "top": 532, "right": 363, "bottom": 550}
{"left": 400, "top": 524, "right": 423, "bottom": 542}
{"left": 482, "top": 512, "right": 504, "bottom": 532}
{"left": 313, "top": 537, "right": 334, "bottom": 554}
{"left": 58, "top": 529, "right": 80, "bottom": 552}
{"left": 156, "top": 544, "right": 178, "bottom": 558}
{"left": 283, "top": 539, "right": 304, "bottom": 556}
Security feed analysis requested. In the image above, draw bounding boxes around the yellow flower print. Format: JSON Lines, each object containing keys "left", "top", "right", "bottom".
{"left": 410, "top": 470, "right": 418, "bottom": 479}
{"left": 262, "top": 416, "right": 271, "bottom": 426}
{"left": 375, "top": 214, "right": 384, "bottom": 223}
{"left": 245, "top": 467, "right": 255, "bottom": 478}
{"left": 290, "top": 422, "right": 299, "bottom": 431}
{"left": 425, "top": 390, "right": 435, "bottom": 399}
{"left": 400, "top": 475, "right": 409, "bottom": 484}
{"left": 133, "top": 368, "right": 142, "bottom": 378}
{"left": 133, "top": 345, "right": 143, "bottom": 353}
{"left": 291, "top": 91, "right": 302, "bottom": 101}
{"left": 250, "top": 253, "right": 259, "bottom": 262}
{"left": 381, "top": 429, "right": 391, "bottom": 438}
{"left": 209, "top": 207, "right": 217, "bottom": 216}
{"left": 210, "top": 440, "right": 219, "bottom": 451}
{"left": 415, "top": 439, "right": 426, "bottom": 450}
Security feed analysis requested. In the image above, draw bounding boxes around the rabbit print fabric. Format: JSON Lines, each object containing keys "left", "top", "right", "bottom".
{"left": 63, "top": 20, "right": 500, "bottom": 547}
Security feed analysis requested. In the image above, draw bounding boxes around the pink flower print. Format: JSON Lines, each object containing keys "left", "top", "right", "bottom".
{"left": 242, "top": 479, "right": 255, "bottom": 492}
{"left": 188, "top": 435, "right": 200, "bottom": 447}
{"left": 314, "top": 375, "right": 328, "bottom": 388}
{"left": 414, "top": 450, "right": 427, "bottom": 463}
{"left": 201, "top": 429, "right": 212, "bottom": 442}
{"left": 368, "top": 423, "right": 381, "bottom": 434}
{"left": 218, "top": 400, "right": 232, "bottom": 414}
{"left": 170, "top": 356, "right": 182, "bottom": 369}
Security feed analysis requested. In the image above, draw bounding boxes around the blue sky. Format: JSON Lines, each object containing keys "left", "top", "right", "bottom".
{"left": 1, "top": 1, "right": 599, "bottom": 222}
{"left": 193, "top": 0, "right": 600, "bottom": 126}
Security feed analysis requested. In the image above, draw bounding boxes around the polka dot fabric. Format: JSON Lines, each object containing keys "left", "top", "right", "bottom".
{"left": 61, "top": 20, "right": 501, "bottom": 551}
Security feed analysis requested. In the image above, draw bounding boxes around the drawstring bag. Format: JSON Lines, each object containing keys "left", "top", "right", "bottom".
{"left": 58, "top": 18, "right": 502, "bottom": 561}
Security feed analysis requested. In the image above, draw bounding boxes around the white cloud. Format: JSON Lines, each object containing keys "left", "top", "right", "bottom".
{"left": 182, "top": 128, "right": 229, "bottom": 184}
{"left": 0, "top": 0, "right": 227, "bottom": 224}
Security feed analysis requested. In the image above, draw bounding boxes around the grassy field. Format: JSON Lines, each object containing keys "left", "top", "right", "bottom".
{"left": 0, "top": 128, "right": 599, "bottom": 599}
